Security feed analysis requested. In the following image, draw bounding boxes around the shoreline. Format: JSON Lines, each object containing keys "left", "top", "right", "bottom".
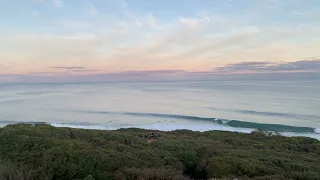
{"left": 1, "top": 120, "right": 320, "bottom": 140}
{"left": 49, "top": 122, "right": 320, "bottom": 141}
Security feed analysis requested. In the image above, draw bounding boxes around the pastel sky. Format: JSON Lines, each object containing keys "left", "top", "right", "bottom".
{"left": 0, "top": 0, "right": 320, "bottom": 82}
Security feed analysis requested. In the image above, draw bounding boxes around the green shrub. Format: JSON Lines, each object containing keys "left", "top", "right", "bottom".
{"left": 0, "top": 124, "right": 319, "bottom": 180}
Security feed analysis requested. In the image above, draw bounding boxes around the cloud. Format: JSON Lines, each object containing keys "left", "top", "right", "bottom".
{"left": 179, "top": 17, "right": 208, "bottom": 27}
{"left": 117, "top": 70, "right": 186, "bottom": 77}
{"left": 5, "top": 32, "right": 130, "bottom": 60}
{"left": 2, "top": 0, "right": 320, "bottom": 76}
{"left": 124, "top": 13, "right": 161, "bottom": 29}
{"left": 214, "top": 59, "right": 320, "bottom": 73}
{"left": 3, "top": 68, "right": 320, "bottom": 84}
{"left": 56, "top": 20, "right": 91, "bottom": 29}
{"left": 108, "top": 24, "right": 318, "bottom": 70}
{"left": 71, "top": 69, "right": 101, "bottom": 72}
{"left": 2, "top": 21, "right": 320, "bottom": 74}
{"left": 48, "top": 66, "right": 102, "bottom": 74}
{"left": 50, "top": 66, "right": 85, "bottom": 70}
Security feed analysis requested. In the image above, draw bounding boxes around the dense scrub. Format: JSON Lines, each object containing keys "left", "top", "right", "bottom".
{"left": 0, "top": 124, "right": 319, "bottom": 180}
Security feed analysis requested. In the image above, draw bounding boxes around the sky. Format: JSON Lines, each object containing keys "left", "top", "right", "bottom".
{"left": 0, "top": 0, "right": 320, "bottom": 83}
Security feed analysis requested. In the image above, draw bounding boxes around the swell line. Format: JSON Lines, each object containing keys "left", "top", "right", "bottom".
{"left": 71, "top": 110, "right": 317, "bottom": 133}
{"left": 207, "top": 107, "right": 320, "bottom": 120}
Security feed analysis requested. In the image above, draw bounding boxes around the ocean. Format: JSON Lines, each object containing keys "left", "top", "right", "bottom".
{"left": 0, "top": 80, "right": 319, "bottom": 139}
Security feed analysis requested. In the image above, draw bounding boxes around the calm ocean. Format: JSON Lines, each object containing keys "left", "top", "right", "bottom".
{"left": 0, "top": 80, "right": 319, "bottom": 139}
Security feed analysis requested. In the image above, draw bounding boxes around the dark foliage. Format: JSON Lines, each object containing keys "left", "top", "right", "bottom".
{"left": 0, "top": 124, "right": 319, "bottom": 180}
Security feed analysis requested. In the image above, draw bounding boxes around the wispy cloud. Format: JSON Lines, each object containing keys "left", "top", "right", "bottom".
{"left": 2, "top": 22, "right": 319, "bottom": 74}
{"left": 50, "top": 66, "right": 85, "bottom": 70}
{"left": 179, "top": 17, "right": 209, "bottom": 27}
{"left": 71, "top": 69, "right": 101, "bottom": 72}
{"left": 3, "top": 64, "right": 320, "bottom": 83}
{"left": 117, "top": 70, "right": 186, "bottom": 77}
{"left": 56, "top": 20, "right": 91, "bottom": 29}
{"left": 214, "top": 60, "right": 320, "bottom": 73}
{"left": 1, "top": 0, "right": 320, "bottom": 79}
{"left": 49, "top": 66, "right": 102, "bottom": 74}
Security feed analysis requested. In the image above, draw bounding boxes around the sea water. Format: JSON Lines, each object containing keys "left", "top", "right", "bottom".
{"left": 0, "top": 80, "right": 319, "bottom": 139}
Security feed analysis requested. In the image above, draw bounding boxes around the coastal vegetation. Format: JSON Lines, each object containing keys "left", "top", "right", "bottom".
{"left": 0, "top": 124, "right": 319, "bottom": 180}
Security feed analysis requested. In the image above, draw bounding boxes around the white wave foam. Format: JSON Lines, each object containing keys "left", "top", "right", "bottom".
{"left": 51, "top": 122, "right": 253, "bottom": 133}
{"left": 314, "top": 128, "right": 320, "bottom": 134}
{"left": 50, "top": 123, "right": 116, "bottom": 130}
{"left": 47, "top": 122, "right": 320, "bottom": 140}
{"left": 134, "top": 123, "right": 255, "bottom": 133}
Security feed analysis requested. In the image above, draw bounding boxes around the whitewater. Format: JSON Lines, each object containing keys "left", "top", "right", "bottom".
{"left": 0, "top": 80, "right": 319, "bottom": 139}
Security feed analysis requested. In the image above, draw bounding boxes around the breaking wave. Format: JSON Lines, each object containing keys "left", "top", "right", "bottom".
{"left": 71, "top": 110, "right": 319, "bottom": 134}
{"left": 207, "top": 107, "right": 320, "bottom": 120}
{"left": 122, "top": 112, "right": 317, "bottom": 133}
{"left": 1, "top": 111, "right": 319, "bottom": 136}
